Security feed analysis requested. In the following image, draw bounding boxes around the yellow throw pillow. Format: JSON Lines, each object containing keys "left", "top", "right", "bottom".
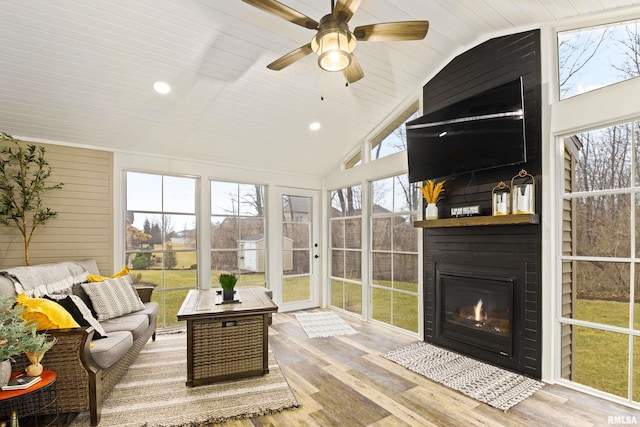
{"left": 16, "top": 293, "right": 80, "bottom": 331}
{"left": 87, "top": 266, "right": 130, "bottom": 283}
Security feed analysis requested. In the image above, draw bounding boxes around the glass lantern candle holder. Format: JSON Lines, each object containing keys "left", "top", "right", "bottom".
{"left": 492, "top": 181, "right": 511, "bottom": 216}
{"left": 510, "top": 169, "right": 535, "bottom": 214}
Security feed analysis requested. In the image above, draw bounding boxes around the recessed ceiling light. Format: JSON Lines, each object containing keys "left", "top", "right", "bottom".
{"left": 309, "top": 122, "right": 321, "bottom": 131}
{"left": 153, "top": 81, "right": 171, "bottom": 94}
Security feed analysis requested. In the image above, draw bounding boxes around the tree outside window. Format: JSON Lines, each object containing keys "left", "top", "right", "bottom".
{"left": 211, "top": 181, "right": 266, "bottom": 288}
{"left": 558, "top": 18, "right": 640, "bottom": 99}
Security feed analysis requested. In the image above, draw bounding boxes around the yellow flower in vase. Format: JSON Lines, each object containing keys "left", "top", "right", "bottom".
{"left": 418, "top": 180, "right": 445, "bottom": 220}
{"left": 418, "top": 180, "right": 446, "bottom": 204}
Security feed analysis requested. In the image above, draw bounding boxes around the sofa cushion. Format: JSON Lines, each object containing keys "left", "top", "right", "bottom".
{"left": 44, "top": 294, "right": 108, "bottom": 340}
{"left": 16, "top": 293, "right": 80, "bottom": 331}
{"left": 81, "top": 275, "right": 145, "bottom": 321}
{"left": 89, "top": 330, "right": 133, "bottom": 369}
{"left": 70, "top": 258, "right": 101, "bottom": 276}
{"left": 138, "top": 302, "right": 159, "bottom": 320}
{"left": 100, "top": 314, "right": 149, "bottom": 341}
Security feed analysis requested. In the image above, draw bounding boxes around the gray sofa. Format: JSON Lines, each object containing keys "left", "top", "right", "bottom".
{"left": 0, "top": 258, "right": 158, "bottom": 426}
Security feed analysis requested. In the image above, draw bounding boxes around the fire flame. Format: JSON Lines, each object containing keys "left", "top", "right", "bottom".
{"left": 473, "top": 299, "right": 483, "bottom": 322}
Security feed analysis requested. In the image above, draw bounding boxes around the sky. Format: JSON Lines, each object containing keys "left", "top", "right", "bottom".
{"left": 558, "top": 19, "right": 640, "bottom": 99}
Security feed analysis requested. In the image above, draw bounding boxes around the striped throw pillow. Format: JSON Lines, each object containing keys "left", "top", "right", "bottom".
{"left": 80, "top": 275, "right": 145, "bottom": 321}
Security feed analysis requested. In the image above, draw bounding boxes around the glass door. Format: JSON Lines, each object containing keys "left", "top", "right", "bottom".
{"left": 276, "top": 188, "right": 320, "bottom": 311}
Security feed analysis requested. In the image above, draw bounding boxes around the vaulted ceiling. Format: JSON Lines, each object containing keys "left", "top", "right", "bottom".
{"left": 1, "top": 1, "right": 639, "bottom": 177}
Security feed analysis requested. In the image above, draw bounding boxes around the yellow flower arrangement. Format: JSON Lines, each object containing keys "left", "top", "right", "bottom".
{"left": 418, "top": 180, "right": 446, "bottom": 204}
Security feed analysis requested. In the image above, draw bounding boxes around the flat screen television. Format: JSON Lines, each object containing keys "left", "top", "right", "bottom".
{"left": 406, "top": 77, "right": 526, "bottom": 183}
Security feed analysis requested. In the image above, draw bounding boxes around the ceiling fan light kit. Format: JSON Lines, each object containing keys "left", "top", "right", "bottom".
{"left": 311, "top": 16, "right": 356, "bottom": 72}
{"left": 242, "top": 0, "right": 428, "bottom": 83}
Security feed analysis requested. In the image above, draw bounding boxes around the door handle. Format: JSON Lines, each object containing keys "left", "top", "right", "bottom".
{"left": 314, "top": 255, "right": 319, "bottom": 259}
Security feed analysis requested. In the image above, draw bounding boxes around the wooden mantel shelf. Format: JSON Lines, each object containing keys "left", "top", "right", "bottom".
{"left": 414, "top": 213, "right": 539, "bottom": 228}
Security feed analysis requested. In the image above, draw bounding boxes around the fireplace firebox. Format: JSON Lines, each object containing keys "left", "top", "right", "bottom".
{"left": 437, "top": 271, "right": 514, "bottom": 357}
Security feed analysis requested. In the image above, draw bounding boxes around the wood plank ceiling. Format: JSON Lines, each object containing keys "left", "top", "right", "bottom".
{"left": 1, "top": 0, "right": 639, "bottom": 178}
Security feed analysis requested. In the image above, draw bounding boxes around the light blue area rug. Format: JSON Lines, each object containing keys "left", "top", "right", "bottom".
{"left": 294, "top": 311, "right": 358, "bottom": 338}
{"left": 384, "top": 342, "right": 544, "bottom": 411}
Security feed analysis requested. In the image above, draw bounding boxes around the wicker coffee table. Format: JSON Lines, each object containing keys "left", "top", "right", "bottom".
{"left": 177, "top": 287, "right": 278, "bottom": 387}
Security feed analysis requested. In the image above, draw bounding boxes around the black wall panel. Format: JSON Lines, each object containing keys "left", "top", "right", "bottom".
{"left": 420, "top": 30, "right": 542, "bottom": 378}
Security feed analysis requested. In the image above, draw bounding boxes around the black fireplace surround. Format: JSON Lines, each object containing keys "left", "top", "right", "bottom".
{"left": 418, "top": 30, "right": 542, "bottom": 378}
{"left": 424, "top": 243, "right": 541, "bottom": 378}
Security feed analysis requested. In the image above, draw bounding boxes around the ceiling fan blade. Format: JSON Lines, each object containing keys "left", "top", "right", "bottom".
{"left": 343, "top": 54, "right": 364, "bottom": 83}
{"left": 267, "top": 43, "right": 314, "bottom": 70}
{"left": 354, "top": 21, "right": 429, "bottom": 41}
{"left": 333, "top": 0, "right": 362, "bottom": 22}
{"left": 242, "top": 0, "right": 318, "bottom": 29}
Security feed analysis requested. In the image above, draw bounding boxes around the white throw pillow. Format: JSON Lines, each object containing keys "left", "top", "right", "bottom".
{"left": 81, "top": 275, "right": 145, "bottom": 321}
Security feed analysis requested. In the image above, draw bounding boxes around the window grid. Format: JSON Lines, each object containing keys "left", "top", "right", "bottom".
{"left": 124, "top": 172, "right": 198, "bottom": 329}
{"left": 559, "top": 119, "right": 640, "bottom": 404}
{"left": 369, "top": 175, "right": 420, "bottom": 333}
{"left": 329, "top": 186, "right": 363, "bottom": 314}
{"left": 210, "top": 181, "right": 266, "bottom": 288}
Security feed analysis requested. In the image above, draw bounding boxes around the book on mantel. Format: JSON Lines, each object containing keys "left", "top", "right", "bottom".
{"left": 1, "top": 375, "right": 41, "bottom": 391}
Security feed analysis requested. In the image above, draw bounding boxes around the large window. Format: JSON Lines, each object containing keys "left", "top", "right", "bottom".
{"left": 370, "top": 105, "right": 418, "bottom": 160}
{"left": 329, "top": 185, "right": 362, "bottom": 314}
{"left": 125, "top": 172, "right": 197, "bottom": 328}
{"left": 344, "top": 102, "right": 418, "bottom": 170}
{"left": 370, "top": 175, "right": 420, "bottom": 333}
{"left": 558, "top": 18, "right": 640, "bottom": 100}
{"left": 211, "top": 181, "right": 266, "bottom": 288}
{"left": 561, "top": 122, "right": 640, "bottom": 404}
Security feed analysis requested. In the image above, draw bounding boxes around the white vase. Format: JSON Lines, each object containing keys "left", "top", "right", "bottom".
{"left": 425, "top": 203, "right": 438, "bottom": 220}
{"left": 0, "top": 359, "right": 11, "bottom": 387}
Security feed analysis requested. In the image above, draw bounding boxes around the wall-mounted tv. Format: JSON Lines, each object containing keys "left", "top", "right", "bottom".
{"left": 406, "top": 77, "right": 526, "bottom": 183}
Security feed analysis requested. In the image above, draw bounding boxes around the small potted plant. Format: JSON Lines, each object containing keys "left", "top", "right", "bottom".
{"left": 0, "top": 295, "right": 56, "bottom": 384}
{"left": 219, "top": 272, "right": 238, "bottom": 302}
{"left": 21, "top": 327, "right": 57, "bottom": 376}
{"left": 0, "top": 296, "right": 28, "bottom": 386}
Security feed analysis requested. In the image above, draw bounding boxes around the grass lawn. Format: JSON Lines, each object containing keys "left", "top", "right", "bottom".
{"left": 132, "top": 267, "right": 268, "bottom": 328}
{"left": 135, "top": 265, "right": 419, "bottom": 332}
{"left": 572, "top": 299, "right": 640, "bottom": 401}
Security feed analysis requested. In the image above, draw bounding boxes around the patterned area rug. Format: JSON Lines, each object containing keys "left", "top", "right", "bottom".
{"left": 384, "top": 342, "right": 544, "bottom": 411}
{"left": 70, "top": 331, "right": 299, "bottom": 427}
{"left": 294, "top": 311, "right": 358, "bottom": 338}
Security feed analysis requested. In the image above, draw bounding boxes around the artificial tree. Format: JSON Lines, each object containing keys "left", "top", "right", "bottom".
{"left": 0, "top": 132, "right": 63, "bottom": 265}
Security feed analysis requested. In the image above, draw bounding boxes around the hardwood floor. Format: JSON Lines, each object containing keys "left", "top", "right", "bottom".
{"left": 224, "top": 310, "right": 638, "bottom": 427}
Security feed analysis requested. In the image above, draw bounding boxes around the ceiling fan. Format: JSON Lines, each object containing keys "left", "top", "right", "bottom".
{"left": 242, "top": 0, "right": 429, "bottom": 83}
